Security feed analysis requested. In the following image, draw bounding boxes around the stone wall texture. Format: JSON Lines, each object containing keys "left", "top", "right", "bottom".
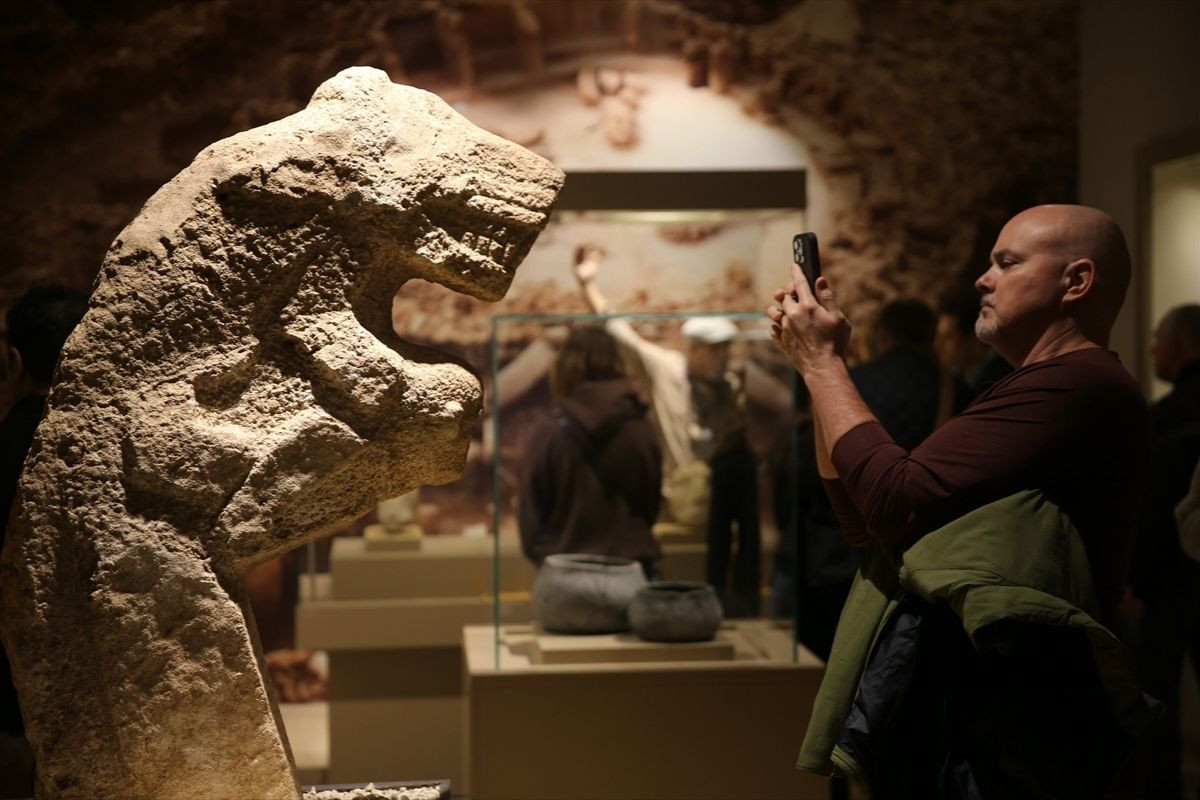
{"left": 0, "top": 66, "right": 562, "bottom": 799}
{"left": 0, "top": 0, "right": 1076, "bottom": 328}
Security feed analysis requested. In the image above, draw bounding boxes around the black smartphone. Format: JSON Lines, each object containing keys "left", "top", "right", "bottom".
{"left": 792, "top": 232, "right": 821, "bottom": 292}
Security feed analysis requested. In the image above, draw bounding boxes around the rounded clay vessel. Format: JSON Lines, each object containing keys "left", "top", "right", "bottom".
{"left": 532, "top": 554, "right": 647, "bottom": 634}
{"left": 628, "top": 581, "right": 724, "bottom": 643}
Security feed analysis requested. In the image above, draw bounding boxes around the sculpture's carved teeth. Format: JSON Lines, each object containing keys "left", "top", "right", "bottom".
{"left": 432, "top": 193, "right": 544, "bottom": 272}
{"left": 458, "top": 230, "right": 511, "bottom": 265}
{"left": 465, "top": 194, "right": 547, "bottom": 228}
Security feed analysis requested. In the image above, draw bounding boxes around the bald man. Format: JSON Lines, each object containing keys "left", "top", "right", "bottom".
{"left": 768, "top": 206, "right": 1151, "bottom": 796}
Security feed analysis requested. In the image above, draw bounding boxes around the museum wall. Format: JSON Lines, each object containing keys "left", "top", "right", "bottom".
{"left": 0, "top": 0, "right": 1078, "bottom": 330}
{"left": 1079, "top": 0, "right": 1200, "bottom": 387}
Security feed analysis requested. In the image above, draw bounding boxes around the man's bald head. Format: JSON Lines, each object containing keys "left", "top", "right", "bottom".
{"left": 1007, "top": 204, "right": 1131, "bottom": 334}
{"left": 976, "top": 205, "right": 1132, "bottom": 364}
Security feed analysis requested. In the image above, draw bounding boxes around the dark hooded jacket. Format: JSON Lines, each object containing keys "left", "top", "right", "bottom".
{"left": 518, "top": 379, "right": 662, "bottom": 565}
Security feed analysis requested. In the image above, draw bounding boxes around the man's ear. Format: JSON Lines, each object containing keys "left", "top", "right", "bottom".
{"left": 1062, "top": 258, "right": 1096, "bottom": 304}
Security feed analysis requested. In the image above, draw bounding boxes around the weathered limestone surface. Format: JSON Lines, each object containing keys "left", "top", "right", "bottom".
{"left": 0, "top": 66, "right": 562, "bottom": 799}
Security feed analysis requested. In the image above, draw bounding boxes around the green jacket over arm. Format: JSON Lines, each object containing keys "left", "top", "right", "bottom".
{"left": 797, "top": 491, "right": 1156, "bottom": 791}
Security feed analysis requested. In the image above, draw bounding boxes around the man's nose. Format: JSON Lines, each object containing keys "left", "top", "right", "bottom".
{"left": 974, "top": 269, "right": 993, "bottom": 293}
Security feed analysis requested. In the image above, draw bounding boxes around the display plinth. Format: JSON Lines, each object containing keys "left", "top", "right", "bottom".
{"left": 296, "top": 533, "right": 536, "bottom": 789}
{"left": 363, "top": 522, "right": 423, "bottom": 551}
{"left": 652, "top": 521, "right": 706, "bottom": 545}
{"left": 515, "top": 625, "right": 736, "bottom": 664}
{"left": 463, "top": 621, "right": 828, "bottom": 800}
{"left": 329, "top": 533, "right": 537, "bottom": 599}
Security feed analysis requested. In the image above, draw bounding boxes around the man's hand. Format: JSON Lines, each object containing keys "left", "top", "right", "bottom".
{"left": 766, "top": 262, "right": 875, "bottom": 480}
{"left": 765, "top": 263, "right": 851, "bottom": 376}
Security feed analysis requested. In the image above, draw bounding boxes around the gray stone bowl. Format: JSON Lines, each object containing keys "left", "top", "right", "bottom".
{"left": 628, "top": 581, "right": 724, "bottom": 643}
{"left": 532, "top": 553, "right": 647, "bottom": 634}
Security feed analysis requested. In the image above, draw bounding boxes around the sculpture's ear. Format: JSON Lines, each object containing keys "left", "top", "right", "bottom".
{"left": 308, "top": 66, "right": 395, "bottom": 112}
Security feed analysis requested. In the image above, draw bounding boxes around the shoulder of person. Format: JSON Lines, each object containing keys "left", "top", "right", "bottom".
{"left": 970, "top": 349, "right": 1145, "bottom": 420}
{"left": 528, "top": 412, "right": 567, "bottom": 445}
{"left": 1000, "top": 348, "right": 1136, "bottom": 390}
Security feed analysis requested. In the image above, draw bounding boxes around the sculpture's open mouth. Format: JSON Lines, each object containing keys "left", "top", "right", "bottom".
{"left": 423, "top": 192, "right": 548, "bottom": 278}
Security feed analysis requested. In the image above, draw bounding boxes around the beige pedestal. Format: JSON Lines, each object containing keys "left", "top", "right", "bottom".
{"left": 463, "top": 621, "right": 828, "bottom": 800}
{"left": 327, "top": 534, "right": 537, "bottom": 600}
{"left": 524, "top": 626, "right": 737, "bottom": 664}
{"left": 652, "top": 521, "right": 706, "bottom": 545}
{"left": 296, "top": 534, "right": 536, "bottom": 788}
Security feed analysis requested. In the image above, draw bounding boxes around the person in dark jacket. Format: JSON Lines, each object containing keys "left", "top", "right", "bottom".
{"left": 935, "top": 297, "right": 1013, "bottom": 399}
{"left": 518, "top": 325, "right": 662, "bottom": 578}
{"left": 852, "top": 298, "right": 971, "bottom": 451}
{"left": 1131, "top": 302, "right": 1200, "bottom": 799}
{"left": 0, "top": 285, "right": 87, "bottom": 800}
{"left": 770, "top": 400, "right": 856, "bottom": 662}
{"left": 1148, "top": 303, "right": 1200, "bottom": 436}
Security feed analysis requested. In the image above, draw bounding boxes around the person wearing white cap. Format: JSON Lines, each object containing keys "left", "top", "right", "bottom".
{"left": 574, "top": 245, "right": 763, "bottom": 615}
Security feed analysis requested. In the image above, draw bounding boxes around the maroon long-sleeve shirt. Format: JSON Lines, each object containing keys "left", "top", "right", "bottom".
{"left": 824, "top": 347, "right": 1149, "bottom": 624}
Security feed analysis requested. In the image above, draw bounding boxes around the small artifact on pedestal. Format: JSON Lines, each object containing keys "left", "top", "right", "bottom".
{"left": 0, "top": 66, "right": 562, "bottom": 800}
{"left": 367, "top": 489, "right": 424, "bottom": 551}
{"left": 532, "top": 554, "right": 647, "bottom": 634}
{"left": 629, "top": 581, "right": 724, "bottom": 643}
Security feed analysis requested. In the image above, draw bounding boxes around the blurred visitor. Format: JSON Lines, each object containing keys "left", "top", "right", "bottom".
{"left": 0, "top": 330, "right": 12, "bottom": 423}
{"left": 0, "top": 285, "right": 87, "bottom": 799}
{"left": 517, "top": 325, "right": 663, "bottom": 578}
{"left": 1129, "top": 302, "right": 1200, "bottom": 800}
{"left": 574, "top": 245, "right": 772, "bottom": 615}
{"left": 770, "top": 384, "right": 856, "bottom": 661}
{"left": 1177, "top": 456, "right": 1200, "bottom": 561}
{"left": 855, "top": 298, "right": 971, "bottom": 451}
{"left": 935, "top": 295, "right": 1012, "bottom": 397}
{"left": 1149, "top": 303, "right": 1200, "bottom": 435}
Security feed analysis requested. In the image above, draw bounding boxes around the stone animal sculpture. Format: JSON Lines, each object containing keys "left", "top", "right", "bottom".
{"left": 0, "top": 66, "right": 563, "bottom": 799}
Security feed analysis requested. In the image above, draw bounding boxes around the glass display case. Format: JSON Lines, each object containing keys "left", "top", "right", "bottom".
{"left": 462, "top": 311, "right": 829, "bottom": 800}
{"left": 487, "top": 310, "right": 811, "bottom": 668}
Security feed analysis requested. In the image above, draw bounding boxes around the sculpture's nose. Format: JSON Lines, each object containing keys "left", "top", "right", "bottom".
{"left": 447, "top": 134, "right": 562, "bottom": 217}
{"left": 481, "top": 138, "right": 562, "bottom": 215}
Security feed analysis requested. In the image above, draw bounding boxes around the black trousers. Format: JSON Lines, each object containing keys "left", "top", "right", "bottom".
{"left": 705, "top": 446, "right": 761, "bottom": 616}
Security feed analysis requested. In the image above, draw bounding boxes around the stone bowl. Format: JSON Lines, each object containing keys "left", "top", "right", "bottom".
{"left": 532, "top": 553, "right": 647, "bottom": 634}
{"left": 628, "top": 581, "right": 724, "bottom": 643}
